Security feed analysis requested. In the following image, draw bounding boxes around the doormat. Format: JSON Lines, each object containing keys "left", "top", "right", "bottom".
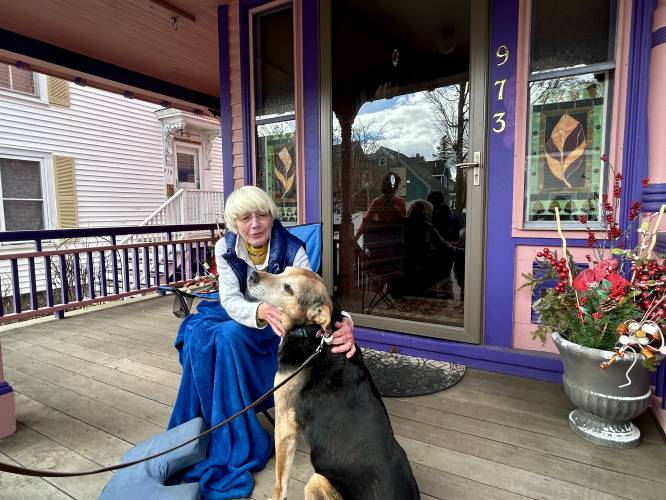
{"left": 361, "top": 348, "right": 466, "bottom": 397}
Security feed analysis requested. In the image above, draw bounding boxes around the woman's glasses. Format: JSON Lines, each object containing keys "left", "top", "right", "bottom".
{"left": 238, "top": 212, "right": 271, "bottom": 224}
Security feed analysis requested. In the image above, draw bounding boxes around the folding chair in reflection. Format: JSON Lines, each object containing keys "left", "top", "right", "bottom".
{"left": 358, "top": 219, "right": 404, "bottom": 313}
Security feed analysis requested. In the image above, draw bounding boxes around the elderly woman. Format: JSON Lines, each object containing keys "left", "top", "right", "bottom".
{"left": 169, "top": 186, "right": 355, "bottom": 500}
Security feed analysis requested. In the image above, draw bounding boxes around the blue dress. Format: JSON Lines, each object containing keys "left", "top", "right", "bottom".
{"left": 168, "top": 221, "right": 304, "bottom": 499}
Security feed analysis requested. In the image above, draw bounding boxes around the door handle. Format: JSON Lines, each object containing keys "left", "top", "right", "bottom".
{"left": 454, "top": 152, "right": 482, "bottom": 186}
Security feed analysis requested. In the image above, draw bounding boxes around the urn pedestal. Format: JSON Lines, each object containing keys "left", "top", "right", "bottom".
{"left": 552, "top": 332, "right": 656, "bottom": 449}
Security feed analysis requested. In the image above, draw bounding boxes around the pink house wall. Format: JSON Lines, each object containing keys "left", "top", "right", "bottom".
{"left": 0, "top": 340, "right": 16, "bottom": 439}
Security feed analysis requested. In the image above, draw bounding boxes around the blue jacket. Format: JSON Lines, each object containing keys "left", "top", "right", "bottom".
{"left": 222, "top": 219, "right": 304, "bottom": 293}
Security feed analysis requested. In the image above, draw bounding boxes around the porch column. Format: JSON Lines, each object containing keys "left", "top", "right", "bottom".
{"left": 645, "top": 0, "right": 666, "bottom": 213}
{"left": 0, "top": 340, "right": 16, "bottom": 438}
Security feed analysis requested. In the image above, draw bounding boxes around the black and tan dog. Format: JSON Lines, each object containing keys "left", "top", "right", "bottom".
{"left": 247, "top": 267, "right": 420, "bottom": 500}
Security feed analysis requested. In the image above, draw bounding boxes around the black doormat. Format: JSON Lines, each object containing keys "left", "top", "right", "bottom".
{"left": 361, "top": 348, "right": 466, "bottom": 397}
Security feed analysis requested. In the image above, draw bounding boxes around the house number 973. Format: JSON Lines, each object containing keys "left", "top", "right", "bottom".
{"left": 492, "top": 44, "right": 510, "bottom": 134}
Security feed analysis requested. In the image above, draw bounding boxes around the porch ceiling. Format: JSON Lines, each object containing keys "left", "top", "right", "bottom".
{"left": 0, "top": 0, "right": 227, "bottom": 106}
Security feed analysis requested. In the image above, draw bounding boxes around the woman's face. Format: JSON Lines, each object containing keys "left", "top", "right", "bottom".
{"left": 236, "top": 212, "right": 272, "bottom": 248}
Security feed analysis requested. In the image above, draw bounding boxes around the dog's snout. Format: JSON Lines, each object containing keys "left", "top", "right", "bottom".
{"left": 248, "top": 270, "right": 259, "bottom": 284}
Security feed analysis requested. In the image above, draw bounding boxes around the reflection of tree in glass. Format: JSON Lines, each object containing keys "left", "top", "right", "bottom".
{"left": 425, "top": 83, "right": 469, "bottom": 219}
{"left": 528, "top": 74, "right": 605, "bottom": 105}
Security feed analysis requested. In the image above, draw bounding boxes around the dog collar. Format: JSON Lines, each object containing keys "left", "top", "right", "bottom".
{"left": 286, "top": 327, "right": 311, "bottom": 338}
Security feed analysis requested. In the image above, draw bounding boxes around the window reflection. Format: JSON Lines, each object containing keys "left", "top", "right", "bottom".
{"left": 333, "top": 86, "right": 468, "bottom": 327}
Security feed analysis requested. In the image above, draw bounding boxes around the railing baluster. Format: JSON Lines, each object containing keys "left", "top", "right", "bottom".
{"left": 143, "top": 246, "right": 150, "bottom": 288}
{"left": 180, "top": 242, "right": 186, "bottom": 281}
{"left": 44, "top": 255, "right": 54, "bottom": 307}
{"left": 132, "top": 247, "right": 140, "bottom": 290}
{"left": 162, "top": 242, "right": 169, "bottom": 284}
{"left": 195, "top": 241, "right": 201, "bottom": 275}
{"left": 0, "top": 273, "right": 4, "bottom": 317}
{"left": 122, "top": 248, "right": 130, "bottom": 292}
{"left": 111, "top": 235, "right": 119, "bottom": 295}
{"left": 73, "top": 253, "right": 83, "bottom": 302}
{"left": 153, "top": 245, "right": 159, "bottom": 286}
{"left": 86, "top": 251, "right": 95, "bottom": 299}
{"left": 28, "top": 257, "right": 38, "bottom": 310}
{"left": 11, "top": 259, "right": 21, "bottom": 314}
{"left": 172, "top": 242, "right": 178, "bottom": 282}
{"left": 100, "top": 250, "right": 107, "bottom": 296}
{"left": 59, "top": 254, "right": 68, "bottom": 305}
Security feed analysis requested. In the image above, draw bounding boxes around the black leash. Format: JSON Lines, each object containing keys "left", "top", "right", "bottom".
{"left": 0, "top": 332, "right": 327, "bottom": 478}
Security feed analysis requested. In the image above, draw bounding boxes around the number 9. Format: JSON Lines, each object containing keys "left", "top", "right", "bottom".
{"left": 496, "top": 44, "right": 509, "bottom": 66}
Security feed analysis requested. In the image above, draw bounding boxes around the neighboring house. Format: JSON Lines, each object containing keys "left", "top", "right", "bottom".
{"left": 0, "top": 65, "right": 224, "bottom": 297}
{"left": 0, "top": 64, "right": 223, "bottom": 232}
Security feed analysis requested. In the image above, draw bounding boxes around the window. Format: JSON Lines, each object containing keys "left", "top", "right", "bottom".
{"left": 0, "top": 157, "right": 44, "bottom": 231}
{"left": 0, "top": 63, "right": 38, "bottom": 96}
{"left": 251, "top": 3, "right": 299, "bottom": 223}
{"left": 175, "top": 145, "right": 201, "bottom": 189}
{"left": 523, "top": 0, "right": 616, "bottom": 228}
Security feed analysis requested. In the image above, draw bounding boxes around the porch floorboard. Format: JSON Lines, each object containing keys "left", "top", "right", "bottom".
{"left": 0, "top": 296, "right": 664, "bottom": 499}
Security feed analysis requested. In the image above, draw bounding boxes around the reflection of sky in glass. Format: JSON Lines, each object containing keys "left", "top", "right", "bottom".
{"left": 334, "top": 89, "right": 457, "bottom": 160}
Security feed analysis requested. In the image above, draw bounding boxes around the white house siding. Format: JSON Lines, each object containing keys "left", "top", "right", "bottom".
{"left": 0, "top": 83, "right": 164, "bottom": 227}
{"left": 0, "top": 79, "right": 223, "bottom": 301}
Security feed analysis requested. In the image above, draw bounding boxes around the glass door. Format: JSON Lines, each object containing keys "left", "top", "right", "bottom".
{"left": 320, "top": 0, "right": 488, "bottom": 342}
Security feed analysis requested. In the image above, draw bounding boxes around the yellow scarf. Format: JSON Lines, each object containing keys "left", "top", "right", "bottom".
{"left": 245, "top": 242, "right": 268, "bottom": 266}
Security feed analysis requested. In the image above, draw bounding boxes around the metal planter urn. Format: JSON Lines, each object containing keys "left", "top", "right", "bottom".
{"left": 552, "top": 332, "right": 656, "bottom": 449}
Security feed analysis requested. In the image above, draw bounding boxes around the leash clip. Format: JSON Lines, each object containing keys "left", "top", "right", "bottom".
{"left": 316, "top": 327, "right": 334, "bottom": 345}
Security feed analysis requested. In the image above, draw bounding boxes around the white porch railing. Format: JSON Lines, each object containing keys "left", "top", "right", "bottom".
{"left": 120, "top": 189, "right": 224, "bottom": 244}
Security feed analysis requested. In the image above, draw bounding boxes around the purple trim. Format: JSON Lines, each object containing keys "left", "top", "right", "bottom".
{"left": 218, "top": 5, "right": 235, "bottom": 200}
{"left": 641, "top": 182, "right": 666, "bottom": 212}
{"left": 513, "top": 237, "right": 595, "bottom": 247}
{"left": 0, "top": 223, "right": 218, "bottom": 242}
{"left": 484, "top": 0, "right": 520, "bottom": 348}
{"left": 0, "top": 382, "right": 13, "bottom": 397}
{"left": 620, "top": 0, "right": 655, "bottom": 242}
{"left": 302, "top": 0, "right": 320, "bottom": 223}
{"left": 652, "top": 26, "right": 666, "bottom": 47}
{"left": 656, "top": 231, "right": 666, "bottom": 254}
{"left": 355, "top": 327, "right": 563, "bottom": 383}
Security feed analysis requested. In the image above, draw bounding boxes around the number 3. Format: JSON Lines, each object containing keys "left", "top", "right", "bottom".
{"left": 492, "top": 112, "right": 506, "bottom": 133}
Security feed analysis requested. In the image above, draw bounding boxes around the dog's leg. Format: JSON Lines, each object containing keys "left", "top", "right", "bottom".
{"left": 272, "top": 371, "right": 301, "bottom": 500}
{"left": 304, "top": 473, "right": 342, "bottom": 500}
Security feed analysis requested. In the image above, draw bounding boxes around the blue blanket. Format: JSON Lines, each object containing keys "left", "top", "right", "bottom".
{"left": 168, "top": 299, "right": 280, "bottom": 499}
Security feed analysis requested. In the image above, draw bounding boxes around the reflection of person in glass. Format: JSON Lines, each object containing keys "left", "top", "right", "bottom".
{"left": 402, "top": 199, "right": 447, "bottom": 295}
{"left": 354, "top": 171, "right": 406, "bottom": 241}
{"left": 169, "top": 186, "right": 355, "bottom": 498}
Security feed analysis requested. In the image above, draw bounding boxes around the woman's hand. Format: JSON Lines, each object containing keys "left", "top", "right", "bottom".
{"left": 331, "top": 317, "right": 356, "bottom": 358}
{"left": 257, "top": 303, "right": 284, "bottom": 336}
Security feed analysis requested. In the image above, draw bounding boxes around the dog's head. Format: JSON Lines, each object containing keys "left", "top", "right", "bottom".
{"left": 247, "top": 267, "right": 333, "bottom": 333}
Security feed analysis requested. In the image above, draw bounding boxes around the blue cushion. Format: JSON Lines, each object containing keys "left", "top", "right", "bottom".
{"left": 286, "top": 222, "right": 322, "bottom": 273}
{"left": 99, "top": 417, "right": 209, "bottom": 500}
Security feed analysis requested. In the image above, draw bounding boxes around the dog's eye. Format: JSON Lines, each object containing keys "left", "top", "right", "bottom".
{"left": 284, "top": 284, "right": 294, "bottom": 295}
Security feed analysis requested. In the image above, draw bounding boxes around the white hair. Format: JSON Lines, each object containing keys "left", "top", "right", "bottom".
{"left": 224, "top": 186, "right": 278, "bottom": 232}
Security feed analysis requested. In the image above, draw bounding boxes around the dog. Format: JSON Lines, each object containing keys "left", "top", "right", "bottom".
{"left": 247, "top": 267, "right": 420, "bottom": 500}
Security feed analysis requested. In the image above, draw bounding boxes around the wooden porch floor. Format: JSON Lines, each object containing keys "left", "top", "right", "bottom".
{"left": 0, "top": 296, "right": 664, "bottom": 500}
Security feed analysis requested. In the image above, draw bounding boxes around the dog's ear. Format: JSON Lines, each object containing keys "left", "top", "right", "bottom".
{"left": 306, "top": 303, "right": 332, "bottom": 332}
